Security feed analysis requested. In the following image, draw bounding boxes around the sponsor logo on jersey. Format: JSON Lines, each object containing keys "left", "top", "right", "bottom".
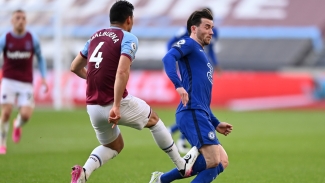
{"left": 7, "top": 51, "right": 31, "bottom": 59}
{"left": 131, "top": 42, "right": 136, "bottom": 51}
{"left": 207, "top": 63, "right": 213, "bottom": 84}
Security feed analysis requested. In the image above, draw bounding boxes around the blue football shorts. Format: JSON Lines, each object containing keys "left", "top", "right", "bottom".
{"left": 176, "top": 109, "right": 220, "bottom": 149}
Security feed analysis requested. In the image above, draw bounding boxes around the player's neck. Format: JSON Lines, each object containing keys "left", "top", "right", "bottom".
{"left": 190, "top": 35, "right": 204, "bottom": 48}
{"left": 111, "top": 24, "right": 128, "bottom": 31}
{"left": 13, "top": 29, "right": 26, "bottom": 36}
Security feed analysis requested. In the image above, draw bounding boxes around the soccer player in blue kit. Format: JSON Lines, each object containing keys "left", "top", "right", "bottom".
{"left": 149, "top": 8, "right": 233, "bottom": 183}
{"left": 166, "top": 7, "right": 221, "bottom": 154}
{"left": 70, "top": 1, "right": 198, "bottom": 182}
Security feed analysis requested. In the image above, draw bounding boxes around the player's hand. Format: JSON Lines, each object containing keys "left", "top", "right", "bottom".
{"left": 41, "top": 78, "right": 48, "bottom": 93}
{"left": 176, "top": 87, "right": 188, "bottom": 107}
{"left": 216, "top": 122, "right": 233, "bottom": 136}
{"left": 109, "top": 106, "right": 121, "bottom": 128}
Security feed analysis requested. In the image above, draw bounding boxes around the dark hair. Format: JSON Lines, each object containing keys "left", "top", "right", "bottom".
{"left": 187, "top": 8, "right": 213, "bottom": 34}
{"left": 110, "top": 0, "right": 134, "bottom": 24}
{"left": 12, "top": 9, "right": 25, "bottom": 15}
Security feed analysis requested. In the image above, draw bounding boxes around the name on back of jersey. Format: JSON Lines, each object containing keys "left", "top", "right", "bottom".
{"left": 91, "top": 31, "right": 119, "bottom": 43}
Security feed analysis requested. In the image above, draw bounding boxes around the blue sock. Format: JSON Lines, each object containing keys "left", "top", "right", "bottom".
{"left": 191, "top": 163, "right": 224, "bottom": 183}
{"left": 160, "top": 154, "right": 207, "bottom": 183}
{"left": 170, "top": 123, "right": 179, "bottom": 134}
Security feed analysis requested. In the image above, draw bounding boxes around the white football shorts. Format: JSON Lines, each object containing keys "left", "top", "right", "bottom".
{"left": 0, "top": 78, "right": 34, "bottom": 107}
{"left": 87, "top": 94, "right": 151, "bottom": 145}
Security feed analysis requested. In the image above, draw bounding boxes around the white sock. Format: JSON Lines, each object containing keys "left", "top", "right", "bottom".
{"left": 83, "top": 145, "right": 118, "bottom": 180}
{"left": 0, "top": 121, "right": 9, "bottom": 147}
{"left": 149, "top": 119, "right": 185, "bottom": 169}
{"left": 15, "top": 114, "right": 26, "bottom": 128}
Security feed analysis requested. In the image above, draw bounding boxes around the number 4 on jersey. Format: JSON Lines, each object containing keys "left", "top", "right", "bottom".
{"left": 89, "top": 42, "right": 104, "bottom": 68}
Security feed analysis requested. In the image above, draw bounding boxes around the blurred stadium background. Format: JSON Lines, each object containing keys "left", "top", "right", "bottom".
{"left": 0, "top": 1, "right": 324, "bottom": 183}
{"left": 1, "top": 0, "right": 325, "bottom": 110}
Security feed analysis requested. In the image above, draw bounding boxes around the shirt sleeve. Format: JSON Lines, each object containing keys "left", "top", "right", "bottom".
{"left": 209, "top": 109, "right": 220, "bottom": 128}
{"left": 80, "top": 39, "right": 90, "bottom": 59}
{"left": 121, "top": 31, "right": 138, "bottom": 62}
{"left": 162, "top": 38, "right": 193, "bottom": 89}
{"left": 31, "top": 32, "right": 47, "bottom": 78}
{"left": 0, "top": 34, "right": 6, "bottom": 53}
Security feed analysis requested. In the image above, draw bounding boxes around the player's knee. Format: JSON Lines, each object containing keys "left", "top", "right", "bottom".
{"left": 204, "top": 155, "right": 221, "bottom": 168}
{"left": 221, "top": 157, "right": 229, "bottom": 169}
{"left": 104, "top": 134, "right": 124, "bottom": 153}
{"left": 149, "top": 111, "right": 159, "bottom": 122}
{"left": 20, "top": 113, "right": 31, "bottom": 122}
{"left": 1, "top": 110, "right": 11, "bottom": 121}
{"left": 145, "top": 111, "right": 159, "bottom": 127}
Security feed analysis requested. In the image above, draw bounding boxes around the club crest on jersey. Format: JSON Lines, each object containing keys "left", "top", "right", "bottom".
{"left": 25, "top": 41, "right": 32, "bottom": 50}
{"left": 208, "top": 131, "right": 215, "bottom": 140}
{"left": 174, "top": 39, "right": 186, "bottom": 48}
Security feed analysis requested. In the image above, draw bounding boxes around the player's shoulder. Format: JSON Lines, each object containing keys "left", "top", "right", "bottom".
{"left": 173, "top": 37, "right": 194, "bottom": 49}
{"left": 122, "top": 30, "right": 138, "bottom": 44}
{"left": 122, "top": 30, "right": 138, "bottom": 41}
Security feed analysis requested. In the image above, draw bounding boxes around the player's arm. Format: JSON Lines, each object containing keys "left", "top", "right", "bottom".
{"left": 162, "top": 49, "right": 183, "bottom": 89}
{"left": 71, "top": 40, "right": 90, "bottom": 79}
{"left": 32, "top": 33, "right": 48, "bottom": 92}
{"left": 71, "top": 54, "right": 87, "bottom": 79}
{"left": 113, "top": 55, "right": 131, "bottom": 107}
{"left": 209, "top": 109, "right": 220, "bottom": 128}
{"left": 33, "top": 35, "right": 47, "bottom": 78}
{"left": 209, "top": 109, "right": 233, "bottom": 136}
{"left": 109, "top": 33, "right": 138, "bottom": 128}
{"left": 163, "top": 40, "right": 192, "bottom": 106}
{"left": 0, "top": 34, "right": 6, "bottom": 53}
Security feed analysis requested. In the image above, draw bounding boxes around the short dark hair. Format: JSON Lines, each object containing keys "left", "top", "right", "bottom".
{"left": 109, "top": 0, "right": 134, "bottom": 24}
{"left": 187, "top": 8, "right": 213, "bottom": 34}
{"left": 12, "top": 9, "right": 25, "bottom": 15}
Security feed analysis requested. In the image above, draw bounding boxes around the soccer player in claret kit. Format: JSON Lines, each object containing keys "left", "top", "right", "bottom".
{"left": 0, "top": 10, "right": 48, "bottom": 154}
{"left": 149, "top": 8, "right": 233, "bottom": 183}
{"left": 69, "top": 1, "right": 199, "bottom": 182}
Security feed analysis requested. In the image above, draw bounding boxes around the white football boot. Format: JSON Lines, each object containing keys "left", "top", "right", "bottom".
{"left": 149, "top": 171, "right": 163, "bottom": 183}
{"left": 178, "top": 146, "right": 199, "bottom": 177}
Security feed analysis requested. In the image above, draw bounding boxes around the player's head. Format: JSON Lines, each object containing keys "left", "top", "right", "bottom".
{"left": 11, "top": 9, "right": 26, "bottom": 35}
{"left": 187, "top": 8, "right": 214, "bottom": 46}
{"left": 109, "top": 0, "right": 134, "bottom": 32}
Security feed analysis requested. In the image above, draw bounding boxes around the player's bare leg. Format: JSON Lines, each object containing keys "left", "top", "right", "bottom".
{"left": 145, "top": 110, "right": 198, "bottom": 177}
{"left": 12, "top": 106, "right": 33, "bottom": 143}
{"left": 0, "top": 104, "right": 13, "bottom": 154}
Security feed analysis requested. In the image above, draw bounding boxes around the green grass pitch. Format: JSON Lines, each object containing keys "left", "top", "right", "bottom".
{"left": 0, "top": 108, "right": 324, "bottom": 183}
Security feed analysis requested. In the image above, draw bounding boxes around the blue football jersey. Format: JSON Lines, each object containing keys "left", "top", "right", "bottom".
{"left": 167, "top": 27, "right": 219, "bottom": 67}
{"left": 163, "top": 37, "right": 213, "bottom": 114}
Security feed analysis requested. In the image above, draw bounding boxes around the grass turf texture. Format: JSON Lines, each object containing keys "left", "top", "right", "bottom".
{"left": 0, "top": 108, "right": 324, "bottom": 183}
